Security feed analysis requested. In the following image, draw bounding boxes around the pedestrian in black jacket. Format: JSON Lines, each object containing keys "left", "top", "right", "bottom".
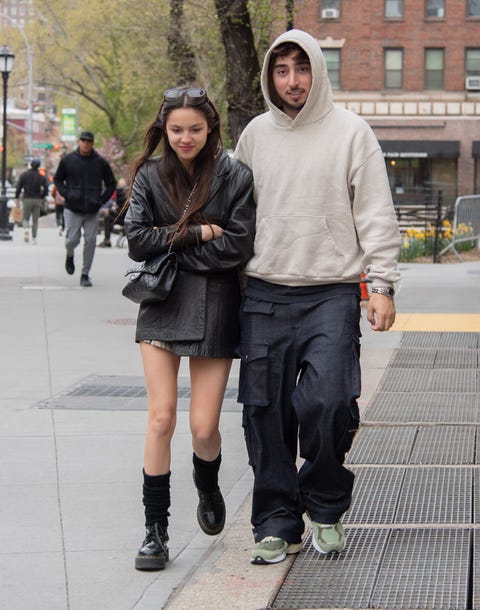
{"left": 15, "top": 158, "right": 49, "bottom": 244}
{"left": 53, "top": 131, "right": 116, "bottom": 286}
{"left": 124, "top": 86, "right": 255, "bottom": 571}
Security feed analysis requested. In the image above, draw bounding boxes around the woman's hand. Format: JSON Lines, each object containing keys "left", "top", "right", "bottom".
{"left": 200, "top": 223, "right": 224, "bottom": 242}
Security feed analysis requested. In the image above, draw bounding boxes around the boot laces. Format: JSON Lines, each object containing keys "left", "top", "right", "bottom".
{"left": 145, "top": 523, "right": 169, "bottom": 550}
{"left": 199, "top": 487, "right": 223, "bottom": 507}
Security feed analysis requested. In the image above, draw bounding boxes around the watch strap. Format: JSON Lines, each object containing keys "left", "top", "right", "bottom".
{"left": 371, "top": 287, "right": 394, "bottom": 298}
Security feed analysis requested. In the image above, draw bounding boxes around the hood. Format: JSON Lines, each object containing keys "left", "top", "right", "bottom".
{"left": 261, "top": 29, "right": 334, "bottom": 127}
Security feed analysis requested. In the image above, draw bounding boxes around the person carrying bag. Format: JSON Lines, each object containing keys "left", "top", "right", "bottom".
{"left": 122, "top": 183, "right": 197, "bottom": 304}
{"left": 122, "top": 85, "right": 256, "bottom": 571}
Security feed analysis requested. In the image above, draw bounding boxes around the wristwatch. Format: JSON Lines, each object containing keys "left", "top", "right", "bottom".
{"left": 371, "top": 287, "right": 395, "bottom": 298}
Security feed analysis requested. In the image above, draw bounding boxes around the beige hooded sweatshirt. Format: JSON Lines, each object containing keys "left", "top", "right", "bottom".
{"left": 234, "top": 29, "right": 401, "bottom": 289}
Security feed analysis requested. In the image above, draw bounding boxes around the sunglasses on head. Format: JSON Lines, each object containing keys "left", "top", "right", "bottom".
{"left": 163, "top": 87, "right": 208, "bottom": 107}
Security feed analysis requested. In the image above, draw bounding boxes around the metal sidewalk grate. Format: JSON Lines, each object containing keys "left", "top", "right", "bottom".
{"left": 346, "top": 426, "right": 416, "bottom": 464}
{"left": 345, "top": 466, "right": 472, "bottom": 525}
{"left": 272, "top": 529, "right": 388, "bottom": 609}
{"left": 410, "top": 426, "right": 476, "bottom": 464}
{"left": 434, "top": 349, "right": 480, "bottom": 369}
{"left": 364, "top": 391, "right": 480, "bottom": 424}
{"left": 343, "top": 467, "right": 405, "bottom": 525}
{"left": 394, "top": 467, "right": 472, "bottom": 524}
{"left": 70, "top": 384, "right": 147, "bottom": 398}
{"left": 274, "top": 332, "right": 479, "bottom": 609}
{"left": 36, "top": 375, "right": 241, "bottom": 411}
{"left": 371, "top": 528, "right": 470, "bottom": 610}
{"left": 377, "top": 368, "right": 478, "bottom": 392}
{"left": 390, "top": 348, "right": 479, "bottom": 369}
{"left": 474, "top": 529, "right": 480, "bottom": 609}
{"left": 400, "top": 331, "right": 480, "bottom": 349}
{"left": 475, "top": 470, "right": 480, "bottom": 522}
{"left": 347, "top": 425, "right": 477, "bottom": 465}
{"left": 273, "top": 528, "right": 471, "bottom": 609}
{"left": 389, "top": 348, "right": 437, "bottom": 368}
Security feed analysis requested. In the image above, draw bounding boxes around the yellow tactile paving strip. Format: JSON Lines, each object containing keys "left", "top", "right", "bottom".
{"left": 391, "top": 313, "right": 480, "bottom": 332}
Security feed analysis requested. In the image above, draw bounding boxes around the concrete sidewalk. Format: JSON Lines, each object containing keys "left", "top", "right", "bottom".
{"left": 1, "top": 215, "right": 479, "bottom": 610}
{"left": 0, "top": 217, "right": 251, "bottom": 610}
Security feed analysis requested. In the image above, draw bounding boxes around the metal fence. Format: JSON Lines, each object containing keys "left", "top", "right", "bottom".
{"left": 393, "top": 188, "right": 448, "bottom": 262}
{"left": 438, "top": 194, "right": 480, "bottom": 261}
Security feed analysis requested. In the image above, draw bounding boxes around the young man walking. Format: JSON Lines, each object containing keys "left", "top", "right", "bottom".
{"left": 53, "top": 131, "right": 116, "bottom": 286}
{"left": 234, "top": 29, "right": 401, "bottom": 564}
{"left": 15, "top": 158, "right": 49, "bottom": 244}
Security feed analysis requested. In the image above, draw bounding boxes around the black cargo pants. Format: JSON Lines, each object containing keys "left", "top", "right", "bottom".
{"left": 238, "top": 279, "right": 361, "bottom": 544}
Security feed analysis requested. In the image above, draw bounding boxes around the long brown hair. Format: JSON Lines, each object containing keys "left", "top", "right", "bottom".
{"left": 124, "top": 85, "right": 222, "bottom": 242}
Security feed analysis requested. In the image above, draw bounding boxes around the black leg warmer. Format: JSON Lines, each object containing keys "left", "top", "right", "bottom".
{"left": 192, "top": 452, "right": 221, "bottom": 493}
{"left": 142, "top": 469, "right": 171, "bottom": 528}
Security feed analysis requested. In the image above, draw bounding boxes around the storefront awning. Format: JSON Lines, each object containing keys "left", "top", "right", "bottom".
{"left": 472, "top": 141, "right": 480, "bottom": 157}
{"left": 379, "top": 140, "right": 460, "bottom": 159}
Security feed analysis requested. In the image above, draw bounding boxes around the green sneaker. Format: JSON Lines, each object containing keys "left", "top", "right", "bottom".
{"left": 311, "top": 521, "right": 345, "bottom": 554}
{"left": 250, "top": 536, "right": 303, "bottom": 565}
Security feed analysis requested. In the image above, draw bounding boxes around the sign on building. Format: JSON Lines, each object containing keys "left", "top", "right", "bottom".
{"left": 61, "top": 108, "right": 77, "bottom": 142}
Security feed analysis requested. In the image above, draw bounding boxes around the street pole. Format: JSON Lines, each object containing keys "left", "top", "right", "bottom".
{"left": 0, "top": 44, "right": 14, "bottom": 241}
{"left": 0, "top": 14, "right": 33, "bottom": 158}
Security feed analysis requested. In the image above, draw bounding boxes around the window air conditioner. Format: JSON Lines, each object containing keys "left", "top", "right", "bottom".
{"left": 321, "top": 8, "right": 339, "bottom": 19}
{"left": 466, "top": 76, "right": 480, "bottom": 90}
{"left": 427, "top": 7, "right": 445, "bottom": 17}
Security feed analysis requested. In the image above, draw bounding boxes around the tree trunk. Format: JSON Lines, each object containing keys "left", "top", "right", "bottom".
{"left": 168, "top": 0, "right": 196, "bottom": 85}
{"left": 214, "top": 0, "right": 264, "bottom": 146}
{"left": 286, "top": 0, "right": 295, "bottom": 29}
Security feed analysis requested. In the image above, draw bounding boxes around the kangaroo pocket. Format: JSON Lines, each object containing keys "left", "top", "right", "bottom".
{"left": 252, "top": 215, "right": 346, "bottom": 279}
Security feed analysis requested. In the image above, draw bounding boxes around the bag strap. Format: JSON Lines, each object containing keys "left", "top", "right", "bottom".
{"left": 168, "top": 182, "right": 198, "bottom": 253}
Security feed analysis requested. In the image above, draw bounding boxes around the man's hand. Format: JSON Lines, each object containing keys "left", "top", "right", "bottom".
{"left": 367, "top": 293, "right": 396, "bottom": 331}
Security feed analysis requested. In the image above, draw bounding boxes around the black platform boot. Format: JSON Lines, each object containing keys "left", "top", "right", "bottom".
{"left": 135, "top": 522, "right": 169, "bottom": 571}
{"left": 135, "top": 470, "right": 171, "bottom": 571}
{"left": 193, "top": 452, "right": 225, "bottom": 536}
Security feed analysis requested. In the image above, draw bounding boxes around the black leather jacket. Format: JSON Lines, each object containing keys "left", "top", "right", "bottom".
{"left": 125, "top": 150, "right": 256, "bottom": 344}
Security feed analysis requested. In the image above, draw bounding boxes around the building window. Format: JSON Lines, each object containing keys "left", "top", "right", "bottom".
{"left": 425, "top": 48, "right": 444, "bottom": 89}
{"left": 466, "top": 48, "right": 480, "bottom": 75}
{"left": 319, "top": 0, "right": 340, "bottom": 19}
{"left": 324, "top": 49, "right": 340, "bottom": 89}
{"left": 425, "top": 0, "right": 445, "bottom": 17}
{"left": 384, "top": 49, "right": 403, "bottom": 88}
{"left": 385, "top": 0, "right": 403, "bottom": 17}
{"left": 467, "top": 0, "right": 480, "bottom": 16}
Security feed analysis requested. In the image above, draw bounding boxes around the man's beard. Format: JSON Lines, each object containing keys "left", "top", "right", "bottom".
{"left": 282, "top": 100, "right": 306, "bottom": 113}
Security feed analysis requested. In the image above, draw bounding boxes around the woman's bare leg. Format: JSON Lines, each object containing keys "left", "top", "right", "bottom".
{"left": 189, "top": 357, "right": 232, "bottom": 460}
{"left": 189, "top": 357, "right": 232, "bottom": 536}
{"left": 140, "top": 343, "right": 180, "bottom": 475}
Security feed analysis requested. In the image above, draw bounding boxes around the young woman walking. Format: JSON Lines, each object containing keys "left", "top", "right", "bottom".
{"left": 123, "top": 86, "right": 255, "bottom": 571}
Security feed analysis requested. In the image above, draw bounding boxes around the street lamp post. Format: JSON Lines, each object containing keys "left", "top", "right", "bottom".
{"left": 0, "top": 14, "right": 33, "bottom": 158}
{"left": 0, "top": 44, "right": 15, "bottom": 241}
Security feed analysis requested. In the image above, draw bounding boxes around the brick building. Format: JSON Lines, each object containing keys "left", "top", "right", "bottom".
{"left": 281, "top": 0, "right": 480, "bottom": 209}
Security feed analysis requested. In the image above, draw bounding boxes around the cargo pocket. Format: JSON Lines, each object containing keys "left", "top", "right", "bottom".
{"left": 237, "top": 343, "right": 270, "bottom": 407}
{"left": 242, "top": 410, "right": 257, "bottom": 468}
{"left": 335, "top": 404, "right": 360, "bottom": 461}
{"left": 335, "top": 334, "right": 361, "bottom": 460}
